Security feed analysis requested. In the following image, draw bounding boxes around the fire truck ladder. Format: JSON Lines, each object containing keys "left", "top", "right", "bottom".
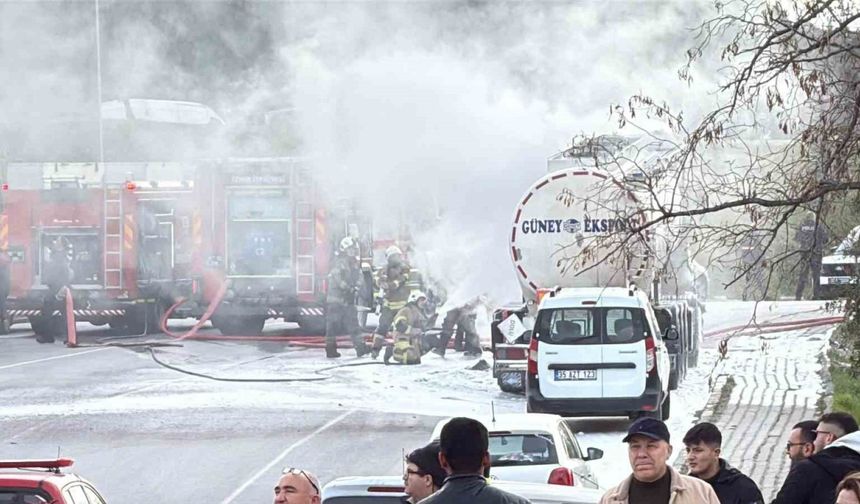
{"left": 104, "top": 186, "right": 123, "bottom": 289}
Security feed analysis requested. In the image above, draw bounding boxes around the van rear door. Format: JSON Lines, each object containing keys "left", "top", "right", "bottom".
{"left": 535, "top": 308, "right": 602, "bottom": 399}
{"left": 601, "top": 307, "right": 647, "bottom": 398}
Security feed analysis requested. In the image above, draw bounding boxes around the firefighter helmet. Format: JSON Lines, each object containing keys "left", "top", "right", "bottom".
{"left": 339, "top": 236, "right": 357, "bottom": 253}
{"left": 408, "top": 290, "right": 427, "bottom": 304}
{"left": 385, "top": 245, "right": 403, "bottom": 260}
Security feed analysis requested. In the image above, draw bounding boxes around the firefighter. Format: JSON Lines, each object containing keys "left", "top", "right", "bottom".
{"left": 325, "top": 237, "right": 371, "bottom": 359}
{"left": 795, "top": 211, "right": 828, "bottom": 300}
{"left": 36, "top": 237, "right": 73, "bottom": 343}
{"left": 434, "top": 297, "right": 483, "bottom": 358}
{"left": 383, "top": 291, "right": 430, "bottom": 365}
{"left": 371, "top": 245, "right": 412, "bottom": 359}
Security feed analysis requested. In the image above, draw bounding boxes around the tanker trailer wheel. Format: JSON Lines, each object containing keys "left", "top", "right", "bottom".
{"left": 212, "top": 314, "right": 266, "bottom": 336}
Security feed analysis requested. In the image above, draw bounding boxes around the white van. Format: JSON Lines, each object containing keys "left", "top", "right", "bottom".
{"left": 525, "top": 287, "right": 671, "bottom": 420}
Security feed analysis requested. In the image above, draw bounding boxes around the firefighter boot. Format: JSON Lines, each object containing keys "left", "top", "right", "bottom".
{"left": 383, "top": 344, "right": 394, "bottom": 365}
{"left": 354, "top": 340, "right": 370, "bottom": 358}
{"left": 325, "top": 341, "right": 341, "bottom": 359}
{"left": 370, "top": 334, "right": 385, "bottom": 359}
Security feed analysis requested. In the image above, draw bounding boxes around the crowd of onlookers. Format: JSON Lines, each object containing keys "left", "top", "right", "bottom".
{"left": 272, "top": 411, "right": 860, "bottom": 504}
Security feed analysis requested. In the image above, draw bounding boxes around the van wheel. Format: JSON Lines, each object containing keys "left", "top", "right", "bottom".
{"left": 661, "top": 392, "right": 671, "bottom": 420}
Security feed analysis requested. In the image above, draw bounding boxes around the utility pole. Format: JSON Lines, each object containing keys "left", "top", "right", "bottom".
{"left": 94, "top": 0, "right": 104, "bottom": 165}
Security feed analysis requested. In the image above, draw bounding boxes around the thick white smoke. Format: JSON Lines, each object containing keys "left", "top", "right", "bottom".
{"left": 1, "top": 1, "right": 721, "bottom": 305}
{"left": 282, "top": 1, "right": 719, "bottom": 306}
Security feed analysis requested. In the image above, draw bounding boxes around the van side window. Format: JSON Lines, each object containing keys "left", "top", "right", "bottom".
{"left": 605, "top": 308, "right": 646, "bottom": 344}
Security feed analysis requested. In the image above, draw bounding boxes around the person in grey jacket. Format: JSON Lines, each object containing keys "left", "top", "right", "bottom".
{"left": 418, "top": 417, "right": 531, "bottom": 504}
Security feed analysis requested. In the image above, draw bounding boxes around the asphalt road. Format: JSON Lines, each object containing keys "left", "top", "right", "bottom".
{"left": 0, "top": 300, "right": 831, "bottom": 503}
{"left": 0, "top": 326, "right": 442, "bottom": 504}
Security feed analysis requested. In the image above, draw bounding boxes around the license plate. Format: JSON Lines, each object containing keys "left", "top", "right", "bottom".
{"left": 835, "top": 277, "right": 852, "bottom": 285}
{"left": 554, "top": 369, "right": 596, "bottom": 381}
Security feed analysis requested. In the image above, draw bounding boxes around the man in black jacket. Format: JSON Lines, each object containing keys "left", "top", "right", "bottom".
{"left": 772, "top": 420, "right": 860, "bottom": 504}
{"left": 683, "top": 423, "right": 764, "bottom": 504}
{"left": 419, "top": 417, "right": 531, "bottom": 504}
{"left": 786, "top": 420, "right": 818, "bottom": 468}
{"left": 812, "top": 412, "right": 859, "bottom": 454}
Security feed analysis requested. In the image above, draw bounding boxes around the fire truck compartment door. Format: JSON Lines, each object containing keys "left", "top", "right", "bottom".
{"left": 38, "top": 231, "right": 102, "bottom": 286}
{"left": 226, "top": 189, "right": 292, "bottom": 278}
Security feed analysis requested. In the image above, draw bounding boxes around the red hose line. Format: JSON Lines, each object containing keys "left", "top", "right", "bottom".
{"left": 157, "top": 282, "right": 374, "bottom": 345}
{"left": 704, "top": 315, "right": 844, "bottom": 338}
{"left": 64, "top": 287, "right": 77, "bottom": 347}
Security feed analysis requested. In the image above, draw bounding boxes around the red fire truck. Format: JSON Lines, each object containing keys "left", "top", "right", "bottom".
{"left": 0, "top": 161, "right": 196, "bottom": 337}
{"left": 188, "top": 157, "right": 373, "bottom": 335}
{"left": 0, "top": 157, "right": 373, "bottom": 338}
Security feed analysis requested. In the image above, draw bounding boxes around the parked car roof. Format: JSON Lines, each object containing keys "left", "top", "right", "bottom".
{"left": 430, "top": 413, "right": 569, "bottom": 441}
{"left": 321, "top": 475, "right": 602, "bottom": 504}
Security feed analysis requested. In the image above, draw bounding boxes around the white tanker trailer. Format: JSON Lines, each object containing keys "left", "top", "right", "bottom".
{"left": 491, "top": 139, "right": 705, "bottom": 395}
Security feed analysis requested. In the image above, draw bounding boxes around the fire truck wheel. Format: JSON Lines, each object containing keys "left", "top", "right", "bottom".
{"left": 0, "top": 312, "right": 10, "bottom": 335}
{"left": 108, "top": 319, "right": 127, "bottom": 331}
{"left": 212, "top": 315, "right": 266, "bottom": 336}
{"left": 297, "top": 317, "right": 326, "bottom": 335}
{"left": 29, "top": 316, "right": 64, "bottom": 338}
{"left": 123, "top": 302, "right": 166, "bottom": 335}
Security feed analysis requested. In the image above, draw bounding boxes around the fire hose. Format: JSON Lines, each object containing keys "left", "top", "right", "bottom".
{"left": 704, "top": 315, "right": 844, "bottom": 339}
{"left": 702, "top": 314, "right": 844, "bottom": 392}
{"left": 61, "top": 284, "right": 384, "bottom": 382}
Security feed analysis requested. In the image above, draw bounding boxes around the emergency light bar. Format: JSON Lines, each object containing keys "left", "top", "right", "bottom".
{"left": 0, "top": 458, "right": 74, "bottom": 470}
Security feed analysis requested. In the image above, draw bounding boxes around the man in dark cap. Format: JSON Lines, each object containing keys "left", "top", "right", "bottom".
{"left": 419, "top": 417, "right": 531, "bottom": 504}
{"left": 599, "top": 417, "right": 719, "bottom": 504}
{"left": 403, "top": 442, "right": 446, "bottom": 503}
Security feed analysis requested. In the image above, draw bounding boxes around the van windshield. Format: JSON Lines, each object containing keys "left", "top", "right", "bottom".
{"left": 535, "top": 307, "right": 651, "bottom": 345}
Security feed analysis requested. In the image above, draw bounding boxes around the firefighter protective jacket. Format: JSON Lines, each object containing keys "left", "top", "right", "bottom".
{"left": 326, "top": 254, "right": 362, "bottom": 305}
{"left": 378, "top": 261, "right": 411, "bottom": 310}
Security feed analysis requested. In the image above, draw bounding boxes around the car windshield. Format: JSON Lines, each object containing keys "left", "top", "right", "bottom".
{"left": 489, "top": 433, "right": 559, "bottom": 466}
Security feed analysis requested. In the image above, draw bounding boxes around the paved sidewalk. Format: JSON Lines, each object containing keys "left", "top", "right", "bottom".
{"left": 677, "top": 326, "right": 831, "bottom": 500}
